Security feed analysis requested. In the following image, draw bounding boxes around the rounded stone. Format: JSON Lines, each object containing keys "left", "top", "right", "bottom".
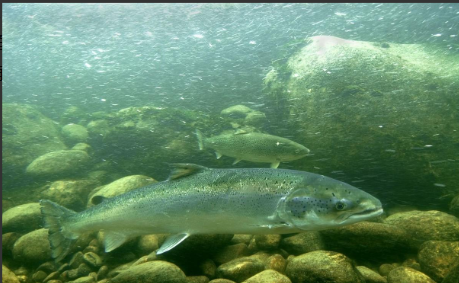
{"left": 265, "top": 254, "right": 286, "bottom": 273}
{"left": 285, "top": 250, "right": 365, "bottom": 283}
{"left": 243, "top": 269, "right": 291, "bottom": 283}
{"left": 418, "top": 240, "right": 459, "bottom": 282}
{"left": 137, "top": 234, "right": 159, "bottom": 256}
{"left": 87, "top": 175, "right": 156, "bottom": 207}
{"left": 62, "top": 124, "right": 89, "bottom": 145}
{"left": 110, "top": 261, "right": 186, "bottom": 283}
{"left": 2, "top": 203, "right": 42, "bottom": 234}
{"left": 254, "top": 234, "right": 281, "bottom": 250}
{"left": 212, "top": 243, "right": 249, "bottom": 265}
{"left": 40, "top": 180, "right": 98, "bottom": 211}
{"left": 356, "top": 266, "right": 386, "bottom": 283}
{"left": 384, "top": 210, "right": 459, "bottom": 248}
{"left": 217, "top": 256, "right": 265, "bottom": 282}
{"left": 2, "top": 265, "right": 20, "bottom": 283}
{"left": 26, "top": 149, "right": 91, "bottom": 178}
{"left": 12, "top": 228, "right": 52, "bottom": 264}
{"left": 280, "top": 232, "right": 324, "bottom": 255}
{"left": 387, "top": 266, "right": 435, "bottom": 283}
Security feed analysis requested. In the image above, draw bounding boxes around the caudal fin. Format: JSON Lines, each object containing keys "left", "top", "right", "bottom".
{"left": 39, "top": 200, "right": 77, "bottom": 262}
{"left": 195, "top": 129, "right": 205, "bottom": 150}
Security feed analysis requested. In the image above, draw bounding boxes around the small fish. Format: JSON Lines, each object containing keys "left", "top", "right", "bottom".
{"left": 40, "top": 164, "right": 383, "bottom": 262}
{"left": 196, "top": 129, "right": 310, "bottom": 168}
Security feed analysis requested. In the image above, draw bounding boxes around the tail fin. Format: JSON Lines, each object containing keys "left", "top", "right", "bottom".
{"left": 39, "top": 200, "right": 77, "bottom": 262}
{"left": 195, "top": 129, "right": 205, "bottom": 150}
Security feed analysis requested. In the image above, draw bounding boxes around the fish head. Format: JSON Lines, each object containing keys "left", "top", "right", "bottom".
{"left": 279, "top": 176, "right": 383, "bottom": 230}
{"left": 276, "top": 142, "right": 310, "bottom": 160}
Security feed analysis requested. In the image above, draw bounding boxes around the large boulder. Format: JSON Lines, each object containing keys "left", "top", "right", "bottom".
{"left": 12, "top": 228, "right": 52, "bottom": 264}
{"left": 2, "top": 103, "right": 67, "bottom": 189}
{"left": 110, "top": 261, "right": 186, "bottom": 283}
{"left": 418, "top": 241, "right": 459, "bottom": 282}
{"left": 262, "top": 36, "right": 459, "bottom": 208}
{"left": 40, "top": 179, "right": 99, "bottom": 211}
{"left": 2, "top": 203, "right": 42, "bottom": 234}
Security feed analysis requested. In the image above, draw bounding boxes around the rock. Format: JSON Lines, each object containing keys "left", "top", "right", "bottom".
{"left": 2, "top": 202, "right": 42, "bottom": 233}
{"left": 285, "top": 250, "right": 365, "bottom": 283}
{"left": 2, "top": 103, "right": 67, "bottom": 189}
{"left": 200, "top": 259, "right": 217, "bottom": 279}
{"left": 83, "top": 252, "right": 102, "bottom": 268}
{"left": 137, "top": 234, "right": 159, "bottom": 256}
{"left": 221, "top": 105, "right": 255, "bottom": 118}
{"left": 320, "top": 221, "right": 412, "bottom": 258}
{"left": 165, "top": 234, "right": 233, "bottom": 257}
{"left": 242, "top": 269, "right": 291, "bottom": 283}
{"left": 12, "top": 228, "right": 52, "bottom": 264}
{"left": 213, "top": 243, "right": 249, "bottom": 265}
{"left": 217, "top": 256, "right": 265, "bottom": 282}
{"left": 62, "top": 124, "right": 89, "bottom": 145}
{"left": 402, "top": 258, "right": 421, "bottom": 271}
{"left": 26, "top": 149, "right": 91, "bottom": 178}
{"left": 208, "top": 280, "right": 236, "bottom": 283}
{"left": 264, "top": 254, "right": 286, "bottom": 273}
{"left": 40, "top": 180, "right": 98, "bottom": 211}
{"left": 280, "top": 232, "right": 324, "bottom": 255}
{"left": 379, "top": 263, "right": 401, "bottom": 276}
{"left": 450, "top": 194, "right": 459, "bottom": 217}
{"left": 32, "top": 270, "right": 48, "bottom": 282}
{"left": 186, "top": 276, "right": 209, "bottom": 283}
{"left": 231, "top": 234, "right": 252, "bottom": 245}
{"left": 87, "top": 175, "right": 156, "bottom": 207}
{"left": 68, "top": 276, "right": 95, "bottom": 283}
{"left": 2, "top": 265, "right": 20, "bottom": 283}
{"left": 110, "top": 261, "right": 186, "bottom": 283}
{"left": 254, "top": 234, "right": 281, "bottom": 250}
{"left": 442, "top": 260, "right": 459, "bottom": 283}
{"left": 418, "top": 240, "right": 459, "bottom": 282}
{"left": 2, "top": 233, "right": 21, "bottom": 259}
{"left": 384, "top": 210, "right": 459, "bottom": 248}
{"left": 356, "top": 266, "right": 387, "bottom": 283}
{"left": 387, "top": 266, "right": 435, "bottom": 283}
{"left": 262, "top": 36, "right": 459, "bottom": 209}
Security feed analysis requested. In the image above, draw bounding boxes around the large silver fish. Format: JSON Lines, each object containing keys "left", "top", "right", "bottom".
{"left": 40, "top": 164, "right": 383, "bottom": 262}
{"left": 196, "top": 130, "right": 310, "bottom": 168}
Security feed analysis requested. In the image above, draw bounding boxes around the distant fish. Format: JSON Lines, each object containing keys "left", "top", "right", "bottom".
{"left": 40, "top": 163, "right": 383, "bottom": 261}
{"left": 196, "top": 129, "right": 310, "bottom": 168}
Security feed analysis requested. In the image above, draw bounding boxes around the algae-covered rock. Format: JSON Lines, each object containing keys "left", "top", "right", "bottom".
{"left": 2, "top": 202, "right": 42, "bottom": 234}
{"left": 2, "top": 103, "right": 67, "bottom": 189}
{"left": 280, "top": 231, "right": 324, "bottom": 255}
{"left": 2, "top": 265, "right": 20, "bottom": 283}
{"left": 87, "top": 175, "right": 156, "bottom": 207}
{"left": 262, "top": 36, "right": 459, "bottom": 208}
{"left": 242, "top": 269, "right": 291, "bottom": 283}
{"left": 40, "top": 180, "right": 98, "bottom": 211}
{"left": 387, "top": 266, "right": 435, "bottom": 283}
{"left": 285, "top": 250, "right": 365, "bottom": 283}
{"left": 418, "top": 240, "right": 459, "bottom": 282}
{"left": 356, "top": 266, "right": 387, "bottom": 283}
{"left": 217, "top": 256, "right": 265, "bottom": 282}
{"left": 110, "top": 261, "right": 186, "bottom": 283}
{"left": 62, "top": 124, "right": 89, "bottom": 146}
{"left": 384, "top": 210, "right": 459, "bottom": 248}
{"left": 26, "top": 148, "right": 91, "bottom": 179}
{"left": 253, "top": 234, "right": 281, "bottom": 250}
{"left": 12, "top": 228, "right": 52, "bottom": 264}
{"left": 212, "top": 243, "right": 249, "bottom": 265}
{"left": 320, "top": 221, "right": 412, "bottom": 258}
{"left": 450, "top": 194, "right": 459, "bottom": 217}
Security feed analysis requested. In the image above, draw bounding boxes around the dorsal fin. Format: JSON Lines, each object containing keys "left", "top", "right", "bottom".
{"left": 167, "top": 163, "right": 208, "bottom": 180}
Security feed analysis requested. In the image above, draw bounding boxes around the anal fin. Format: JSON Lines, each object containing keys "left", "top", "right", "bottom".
{"left": 215, "top": 152, "right": 223, "bottom": 159}
{"left": 104, "top": 231, "right": 130, "bottom": 252}
{"left": 157, "top": 233, "right": 189, "bottom": 254}
{"left": 270, "top": 161, "right": 280, "bottom": 169}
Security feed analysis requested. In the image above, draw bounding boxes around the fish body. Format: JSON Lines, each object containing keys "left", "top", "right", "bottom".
{"left": 196, "top": 130, "right": 310, "bottom": 168}
{"left": 40, "top": 163, "right": 383, "bottom": 262}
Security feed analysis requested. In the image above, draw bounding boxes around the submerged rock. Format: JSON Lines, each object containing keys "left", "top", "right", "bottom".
{"left": 217, "top": 256, "right": 265, "bottom": 282}
{"left": 356, "top": 266, "right": 387, "bottom": 283}
{"left": 62, "top": 124, "right": 89, "bottom": 146}
{"left": 2, "top": 265, "right": 20, "bottom": 283}
{"left": 387, "top": 266, "right": 435, "bottom": 283}
{"left": 40, "top": 180, "right": 98, "bottom": 211}
{"left": 2, "top": 202, "right": 42, "bottom": 234}
{"left": 110, "top": 261, "right": 186, "bottom": 283}
{"left": 87, "top": 175, "right": 156, "bottom": 207}
{"left": 242, "top": 269, "right": 291, "bottom": 283}
{"left": 12, "top": 228, "right": 52, "bottom": 264}
{"left": 280, "top": 231, "right": 324, "bottom": 255}
{"left": 418, "top": 240, "right": 459, "bottom": 282}
{"left": 384, "top": 210, "right": 459, "bottom": 248}
{"left": 26, "top": 148, "right": 91, "bottom": 179}
{"left": 285, "top": 250, "right": 365, "bottom": 283}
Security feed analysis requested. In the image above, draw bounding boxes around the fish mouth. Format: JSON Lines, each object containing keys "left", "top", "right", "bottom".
{"left": 348, "top": 207, "right": 383, "bottom": 220}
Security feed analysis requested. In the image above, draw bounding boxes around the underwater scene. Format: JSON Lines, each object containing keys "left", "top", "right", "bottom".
{"left": 2, "top": 3, "right": 459, "bottom": 283}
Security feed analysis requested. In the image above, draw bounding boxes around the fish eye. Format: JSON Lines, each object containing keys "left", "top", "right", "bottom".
{"left": 335, "top": 201, "right": 346, "bottom": 210}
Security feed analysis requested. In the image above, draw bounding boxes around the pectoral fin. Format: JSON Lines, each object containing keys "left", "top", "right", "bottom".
{"left": 270, "top": 161, "right": 280, "bottom": 169}
{"left": 104, "top": 231, "right": 130, "bottom": 252}
{"left": 157, "top": 233, "right": 190, "bottom": 254}
{"left": 215, "top": 152, "right": 223, "bottom": 159}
